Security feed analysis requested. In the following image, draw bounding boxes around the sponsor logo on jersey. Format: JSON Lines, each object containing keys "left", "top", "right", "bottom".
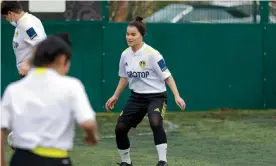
{"left": 154, "top": 108, "right": 160, "bottom": 112}
{"left": 26, "top": 27, "right": 37, "bottom": 40}
{"left": 127, "top": 71, "right": 149, "bottom": 78}
{"left": 13, "top": 42, "right": 19, "bottom": 48}
{"left": 157, "top": 59, "right": 167, "bottom": 72}
{"left": 139, "top": 60, "right": 146, "bottom": 69}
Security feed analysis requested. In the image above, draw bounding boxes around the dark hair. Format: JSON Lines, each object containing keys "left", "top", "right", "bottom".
{"left": 1, "top": 0, "right": 23, "bottom": 15}
{"left": 55, "top": 32, "right": 72, "bottom": 47}
{"left": 128, "top": 16, "right": 146, "bottom": 36}
{"left": 32, "top": 36, "right": 72, "bottom": 67}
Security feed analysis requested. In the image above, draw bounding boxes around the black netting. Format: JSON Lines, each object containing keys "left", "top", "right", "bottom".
{"left": 270, "top": 1, "right": 276, "bottom": 23}
{"left": 109, "top": 1, "right": 259, "bottom": 24}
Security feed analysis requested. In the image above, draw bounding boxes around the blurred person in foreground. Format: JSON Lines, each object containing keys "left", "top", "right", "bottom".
{"left": 1, "top": 36, "right": 99, "bottom": 166}
{"left": 7, "top": 32, "right": 73, "bottom": 149}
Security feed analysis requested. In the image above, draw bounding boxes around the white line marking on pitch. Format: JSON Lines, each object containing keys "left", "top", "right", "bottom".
{"left": 101, "top": 117, "right": 179, "bottom": 139}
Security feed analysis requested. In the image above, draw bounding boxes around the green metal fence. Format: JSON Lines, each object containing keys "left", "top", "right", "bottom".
{"left": 1, "top": 1, "right": 275, "bottom": 112}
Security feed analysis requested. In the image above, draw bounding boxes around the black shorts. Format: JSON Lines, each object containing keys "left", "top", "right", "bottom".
{"left": 10, "top": 148, "right": 72, "bottom": 166}
{"left": 118, "top": 90, "right": 167, "bottom": 128}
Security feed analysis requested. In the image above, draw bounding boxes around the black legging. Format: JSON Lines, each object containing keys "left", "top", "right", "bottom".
{"left": 115, "top": 114, "right": 167, "bottom": 150}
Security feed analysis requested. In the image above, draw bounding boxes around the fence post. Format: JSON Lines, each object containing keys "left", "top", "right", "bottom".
{"left": 260, "top": 1, "right": 269, "bottom": 24}
{"left": 260, "top": 1, "right": 269, "bottom": 108}
{"left": 253, "top": 1, "right": 257, "bottom": 23}
{"left": 101, "top": 1, "right": 109, "bottom": 111}
{"left": 102, "top": 1, "right": 109, "bottom": 23}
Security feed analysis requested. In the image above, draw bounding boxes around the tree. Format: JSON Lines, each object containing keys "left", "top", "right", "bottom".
{"left": 109, "top": 1, "right": 157, "bottom": 21}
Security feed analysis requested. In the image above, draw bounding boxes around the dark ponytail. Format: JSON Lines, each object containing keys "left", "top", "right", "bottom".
{"left": 135, "top": 16, "right": 143, "bottom": 22}
{"left": 128, "top": 16, "right": 146, "bottom": 36}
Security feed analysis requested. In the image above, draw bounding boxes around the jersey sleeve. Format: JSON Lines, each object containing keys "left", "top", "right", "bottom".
{"left": 118, "top": 53, "right": 127, "bottom": 78}
{"left": 71, "top": 79, "right": 96, "bottom": 124}
{"left": 1, "top": 86, "right": 12, "bottom": 130}
{"left": 152, "top": 53, "right": 171, "bottom": 80}
{"left": 18, "top": 18, "right": 46, "bottom": 47}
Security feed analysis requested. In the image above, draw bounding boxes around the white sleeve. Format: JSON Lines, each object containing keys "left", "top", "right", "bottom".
{"left": 1, "top": 86, "right": 12, "bottom": 130}
{"left": 118, "top": 54, "right": 127, "bottom": 78}
{"left": 71, "top": 80, "right": 96, "bottom": 124}
{"left": 152, "top": 53, "right": 171, "bottom": 80}
{"left": 19, "top": 19, "right": 46, "bottom": 47}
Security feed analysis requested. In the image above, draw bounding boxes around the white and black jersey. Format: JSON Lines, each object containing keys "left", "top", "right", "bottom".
{"left": 12, "top": 12, "right": 47, "bottom": 70}
{"left": 119, "top": 43, "right": 171, "bottom": 94}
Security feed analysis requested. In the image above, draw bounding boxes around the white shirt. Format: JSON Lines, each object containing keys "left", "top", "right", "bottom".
{"left": 119, "top": 43, "right": 171, "bottom": 94}
{"left": 1, "top": 68, "right": 95, "bottom": 151}
{"left": 13, "top": 13, "right": 47, "bottom": 70}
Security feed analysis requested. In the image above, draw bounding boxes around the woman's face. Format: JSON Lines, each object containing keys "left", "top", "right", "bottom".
{"left": 126, "top": 26, "right": 143, "bottom": 48}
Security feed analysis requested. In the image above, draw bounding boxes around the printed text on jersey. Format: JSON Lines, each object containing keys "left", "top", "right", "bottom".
{"left": 127, "top": 71, "right": 150, "bottom": 78}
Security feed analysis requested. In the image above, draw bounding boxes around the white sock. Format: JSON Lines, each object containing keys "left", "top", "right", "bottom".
{"left": 118, "top": 148, "right": 131, "bottom": 164}
{"left": 156, "top": 143, "right": 167, "bottom": 162}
